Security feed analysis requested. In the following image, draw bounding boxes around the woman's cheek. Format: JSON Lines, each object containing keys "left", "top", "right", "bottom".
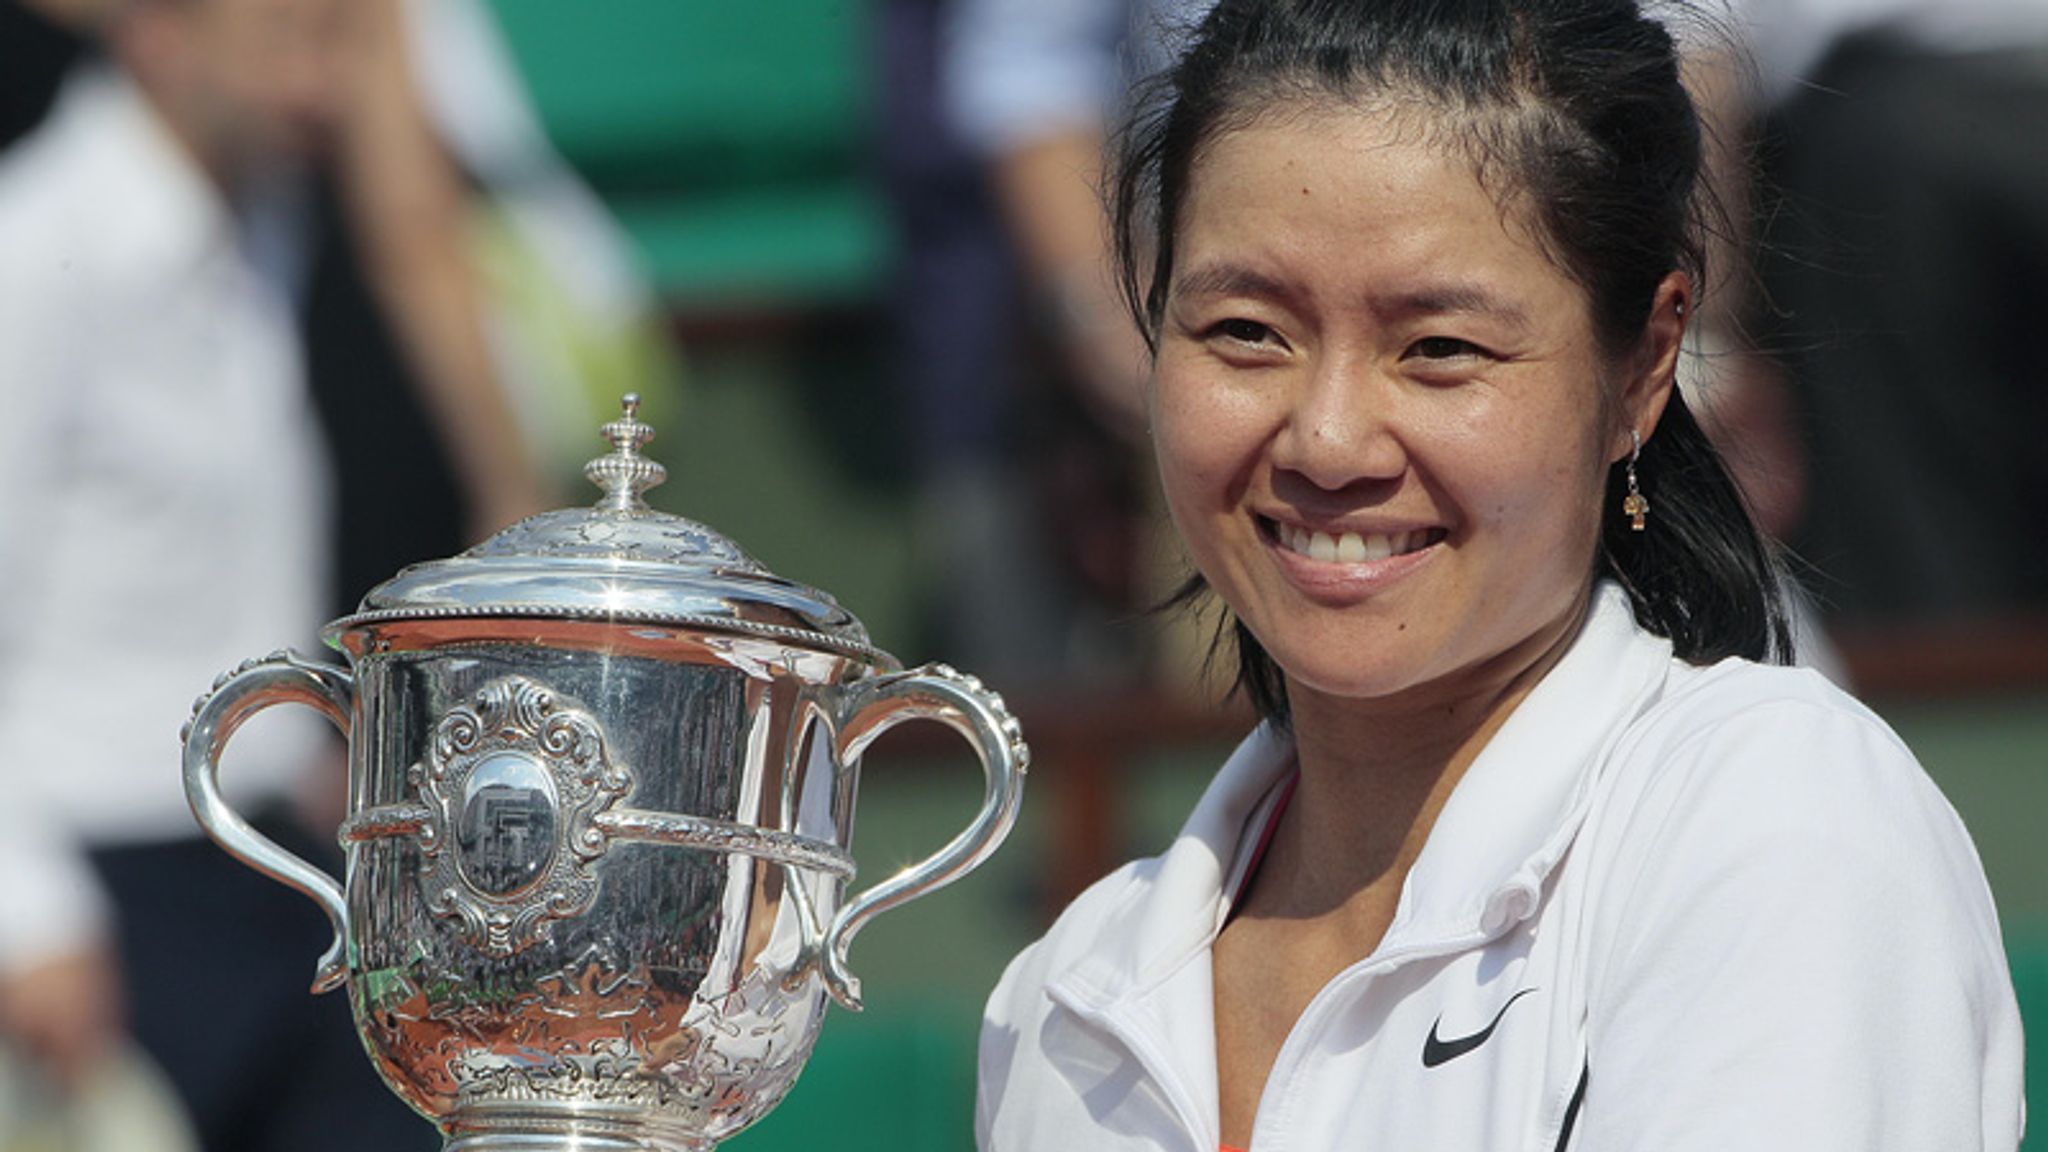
{"left": 1153, "top": 378, "right": 1243, "bottom": 482}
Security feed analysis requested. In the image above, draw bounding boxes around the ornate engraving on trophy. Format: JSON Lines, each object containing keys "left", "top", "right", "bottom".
{"left": 478, "top": 508, "right": 753, "bottom": 568}
{"left": 414, "top": 677, "right": 634, "bottom": 955}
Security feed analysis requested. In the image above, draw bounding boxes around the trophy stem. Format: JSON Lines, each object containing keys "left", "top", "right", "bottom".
{"left": 440, "top": 1131, "right": 712, "bottom": 1139}
{"left": 441, "top": 1110, "right": 718, "bottom": 1152}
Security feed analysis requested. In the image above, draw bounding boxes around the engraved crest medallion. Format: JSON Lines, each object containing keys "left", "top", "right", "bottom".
{"left": 413, "top": 676, "right": 632, "bottom": 954}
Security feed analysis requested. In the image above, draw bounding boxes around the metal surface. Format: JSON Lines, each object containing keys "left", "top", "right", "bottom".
{"left": 177, "top": 398, "right": 1029, "bottom": 1151}
{"left": 327, "top": 396, "right": 886, "bottom": 666}
{"left": 181, "top": 650, "right": 356, "bottom": 993}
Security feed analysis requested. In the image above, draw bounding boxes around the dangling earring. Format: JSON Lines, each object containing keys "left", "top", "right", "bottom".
{"left": 1622, "top": 430, "right": 1649, "bottom": 532}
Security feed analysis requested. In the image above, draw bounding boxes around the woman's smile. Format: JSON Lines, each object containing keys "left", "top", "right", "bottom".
{"left": 1257, "top": 514, "right": 1448, "bottom": 601}
{"left": 1150, "top": 99, "right": 1641, "bottom": 705}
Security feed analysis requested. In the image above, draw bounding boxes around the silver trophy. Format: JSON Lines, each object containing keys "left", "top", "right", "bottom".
{"left": 181, "top": 398, "right": 1027, "bottom": 1151}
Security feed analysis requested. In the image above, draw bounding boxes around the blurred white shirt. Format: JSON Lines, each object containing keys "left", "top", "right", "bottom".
{"left": 0, "top": 69, "right": 333, "bottom": 968}
{"left": 943, "top": 0, "right": 1207, "bottom": 155}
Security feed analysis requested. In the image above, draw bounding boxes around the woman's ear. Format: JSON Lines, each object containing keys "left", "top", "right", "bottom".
{"left": 1614, "top": 271, "right": 1688, "bottom": 459}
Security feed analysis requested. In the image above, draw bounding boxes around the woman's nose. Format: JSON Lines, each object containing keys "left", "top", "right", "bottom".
{"left": 1270, "top": 353, "right": 1406, "bottom": 491}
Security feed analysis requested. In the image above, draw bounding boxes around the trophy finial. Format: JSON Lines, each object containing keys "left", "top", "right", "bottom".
{"left": 585, "top": 394, "right": 667, "bottom": 512}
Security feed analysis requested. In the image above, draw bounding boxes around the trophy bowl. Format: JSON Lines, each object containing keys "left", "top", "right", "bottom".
{"left": 180, "top": 398, "right": 1027, "bottom": 1151}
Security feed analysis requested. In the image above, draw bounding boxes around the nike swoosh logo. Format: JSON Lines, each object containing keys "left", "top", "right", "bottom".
{"left": 1421, "top": 987, "right": 1537, "bottom": 1068}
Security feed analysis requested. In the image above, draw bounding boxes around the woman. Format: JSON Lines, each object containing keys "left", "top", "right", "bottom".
{"left": 975, "top": 0, "right": 2025, "bottom": 1148}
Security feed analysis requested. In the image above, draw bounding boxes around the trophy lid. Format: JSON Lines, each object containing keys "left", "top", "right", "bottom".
{"left": 326, "top": 396, "right": 892, "bottom": 666}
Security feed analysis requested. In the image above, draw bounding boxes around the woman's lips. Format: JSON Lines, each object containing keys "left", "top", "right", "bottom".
{"left": 1257, "top": 515, "right": 1448, "bottom": 600}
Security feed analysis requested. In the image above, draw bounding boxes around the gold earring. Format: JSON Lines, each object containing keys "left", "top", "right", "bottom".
{"left": 1622, "top": 430, "right": 1649, "bottom": 532}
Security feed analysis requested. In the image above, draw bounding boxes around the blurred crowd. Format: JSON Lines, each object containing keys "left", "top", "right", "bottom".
{"left": 921, "top": 0, "right": 2048, "bottom": 645}
{"left": 0, "top": 0, "right": 656, "bottom": 1147}
{"left": 0, "top": 0, "right": 2043, "bottom": 1147}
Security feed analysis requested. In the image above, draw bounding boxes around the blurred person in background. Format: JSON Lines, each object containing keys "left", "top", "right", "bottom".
{"left": 394, "top": 0, "right": 681, "bottom": 488}
{"left": 941, "top": 0, "right": 1200, "bottom": 439}
{"left": 0, "top": 0, "right": 564, "bottom": 615}
{"left": 0, "top": 0, "right": 90, "bottom": 148}
{"left": 0, "top": 0, "right": 544, "bottom": 1146}
{"left": 878, "top": 0, "right": 1200, "bottom": 690}
{"left": 302, "top": 0, "right": 552, "bottom": 609}
{"left": 880, "top": 0, "right": 1075, "bottom": 687}
{"left": 1704, "top": 0, "right": 2048, "bottom": 632}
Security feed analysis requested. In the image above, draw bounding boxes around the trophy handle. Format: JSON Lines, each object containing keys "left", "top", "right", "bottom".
{"left": 181, "top": 650, "right": 355, "bottom": 994}
{"left": 821, "top": 664, "right": 1028, "bottom": 1009}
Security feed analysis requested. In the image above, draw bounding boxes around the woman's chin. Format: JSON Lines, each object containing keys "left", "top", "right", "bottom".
{"left": 1270, "top": 645, "right": 1437, "bottom": 710}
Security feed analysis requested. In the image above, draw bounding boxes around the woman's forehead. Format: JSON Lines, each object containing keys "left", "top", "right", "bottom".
{"left": 1183, "top": 113, "right": 1532, "bottom": 260}
{"left": 1175, "top": 99, "right": 1578, "bottom": 305}
{"left": 1192, "top": 96, "right": 1539, "bottom": 221}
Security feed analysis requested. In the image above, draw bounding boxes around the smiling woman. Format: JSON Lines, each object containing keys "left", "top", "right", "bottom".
{"left": 974, "top": 2, "right": 2024, "bottom": 1151}
{"left": 1153, "top": 99, "right": 1650, "bottom": 713}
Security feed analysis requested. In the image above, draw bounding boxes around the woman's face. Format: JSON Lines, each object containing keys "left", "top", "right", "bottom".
{"left": 1151, "top": 101, "right": 1667, "bottom": 713}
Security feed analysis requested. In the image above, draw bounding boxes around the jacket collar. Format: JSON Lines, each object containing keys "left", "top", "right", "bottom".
{"left": 1048, "top": 581, "right": 1673, "bottom": 1011}
{"left": 1050, "top": 720, "right": 1296, "bottom": 1008}
{"left": 1383, "top": 581, "right": 1673, "bottom": 946}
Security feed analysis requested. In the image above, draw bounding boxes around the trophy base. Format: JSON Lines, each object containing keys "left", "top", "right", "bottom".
{"left": 444, "top": 1131, "right": 708, "bottom": 1139}
{"left": 442, "top": 1108, "right": 718, "bottom": 1152}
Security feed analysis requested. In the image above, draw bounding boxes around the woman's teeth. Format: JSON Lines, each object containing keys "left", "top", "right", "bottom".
{"left": 1276, "top": 523, "right": 1431, "bottom": 563}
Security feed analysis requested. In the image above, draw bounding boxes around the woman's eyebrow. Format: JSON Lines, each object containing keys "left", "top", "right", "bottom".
{"left": 1378, "top": 284, "right": 1532, "bottom": 327}
{"left": 1170, "top": 262, "right": 1294, "bottom": 303}
{"left": 1174, "top": 264, "right": 1532, "bottom": 329}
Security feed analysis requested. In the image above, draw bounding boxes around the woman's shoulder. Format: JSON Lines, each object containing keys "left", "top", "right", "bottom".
{"left": 1582, "top": 652, "right": 2001, "bottom": 948}
{"left": 1642, "top": 653, "right": 1882, "bottom": 732}
{"left": 1613, "top": 655, "right": 1927, "bottom": 809}
{"left": 1562, "top": 656, "right": 2022, "bottom": 1146}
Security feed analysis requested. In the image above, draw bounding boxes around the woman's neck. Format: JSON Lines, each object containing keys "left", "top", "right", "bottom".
{"left": 1267, "top": 593, "right": 1589, "bottom": 918}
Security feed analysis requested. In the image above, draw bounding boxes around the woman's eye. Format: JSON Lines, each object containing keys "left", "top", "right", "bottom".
{"left": 1210, "top": 318, "right": 1276, "bottom": 346}
{"left": 1408, "top": 336, "right": 1482, "bottom": 360}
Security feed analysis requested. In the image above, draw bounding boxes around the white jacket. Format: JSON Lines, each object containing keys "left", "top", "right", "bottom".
{"left": 979, "top": 584, "right": 2024, "bottom": 1150}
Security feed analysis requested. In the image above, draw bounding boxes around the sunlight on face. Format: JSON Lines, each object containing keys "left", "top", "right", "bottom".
{"left": 1151, "top": 101, "right": 1639, "bottom": 716}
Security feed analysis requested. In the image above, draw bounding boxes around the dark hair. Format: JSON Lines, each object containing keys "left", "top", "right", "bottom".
{"left": 1119, "top": 0, "right": 1793, "bottom": 724}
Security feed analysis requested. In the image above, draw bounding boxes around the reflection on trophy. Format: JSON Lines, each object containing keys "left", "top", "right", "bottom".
{"left": 181, "top": 397, "right": 1028, "bottom": 1151}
